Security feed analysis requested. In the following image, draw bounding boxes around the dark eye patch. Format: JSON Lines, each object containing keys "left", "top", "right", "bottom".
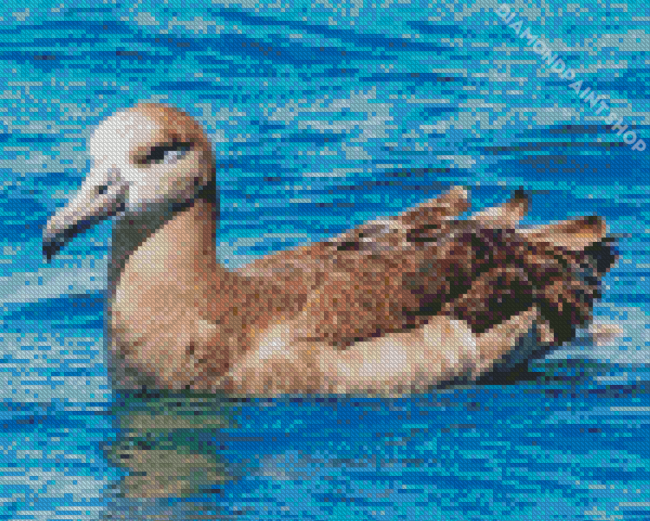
{"left": 141, "top": 141, "right": 192, "bottom": 165}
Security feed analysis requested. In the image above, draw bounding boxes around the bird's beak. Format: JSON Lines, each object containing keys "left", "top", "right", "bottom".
{"left": 42, "top": 176, "right": 126, "bottom": 262}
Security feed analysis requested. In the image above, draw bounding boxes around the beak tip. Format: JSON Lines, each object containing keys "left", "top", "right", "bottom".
{"left": 42, "top": 236, "right": 59, "bottom": 263}
{"left": 42, "top": 246, "right": 52, "bottom": 263}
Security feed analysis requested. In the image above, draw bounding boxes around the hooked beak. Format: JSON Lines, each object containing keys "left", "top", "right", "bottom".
{"left": 42, "top": 176, "right": 126, "bottom": 262}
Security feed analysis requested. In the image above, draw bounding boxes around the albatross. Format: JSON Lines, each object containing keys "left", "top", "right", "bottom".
{"left": 42, "top": 103, "right": 616, "bottom": 395}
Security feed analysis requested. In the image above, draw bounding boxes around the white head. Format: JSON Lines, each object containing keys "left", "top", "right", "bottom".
{"left": 43, "top": 103, "right": 215, "bottom": 260}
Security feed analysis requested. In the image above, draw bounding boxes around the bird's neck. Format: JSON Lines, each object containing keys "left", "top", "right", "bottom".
{"left": 109, "top": 186, "right": 235, "bottom": 320}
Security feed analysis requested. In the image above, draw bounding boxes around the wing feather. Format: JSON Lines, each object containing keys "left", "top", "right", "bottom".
{"left": 241, "top": 188, "right": 616, "bottom": 348}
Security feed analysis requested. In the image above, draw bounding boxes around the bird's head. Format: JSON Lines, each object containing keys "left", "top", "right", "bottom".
{"left": 43, "top": 103, "right": 215, "bottom": 260}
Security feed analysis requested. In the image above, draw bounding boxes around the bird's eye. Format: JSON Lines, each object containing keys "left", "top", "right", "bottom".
{"left": 143, "top": 142, "right": 191, "bottom": 165}
{"left": 163, "top": 148, "right": 188, "bottom": 165}
{"left": 97, "top": 184, "right": 108, "bottom": 195}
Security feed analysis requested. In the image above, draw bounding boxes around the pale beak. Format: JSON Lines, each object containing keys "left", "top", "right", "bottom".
{"left": 42, "top": 176, "right": 126, "bottom": 262}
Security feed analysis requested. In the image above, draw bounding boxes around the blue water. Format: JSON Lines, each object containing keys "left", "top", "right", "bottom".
{"left": 0, "top": 1, "right": 648, "bottom": 519}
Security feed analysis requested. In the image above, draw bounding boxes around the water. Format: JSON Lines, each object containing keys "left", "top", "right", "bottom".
{"left": 0, "top": 1, "right": 648, "bottom": 519}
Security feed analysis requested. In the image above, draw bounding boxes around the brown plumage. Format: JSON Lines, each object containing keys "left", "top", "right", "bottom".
{"left": 243, "top": 188, "right": 615, "bottom": 350}
{"left": 42, "top": 103, "right": 617, "bottom": 395}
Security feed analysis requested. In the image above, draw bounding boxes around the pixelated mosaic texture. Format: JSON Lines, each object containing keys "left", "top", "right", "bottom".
{"left": 0, "top": 1, "right": 648, "bottom": 519}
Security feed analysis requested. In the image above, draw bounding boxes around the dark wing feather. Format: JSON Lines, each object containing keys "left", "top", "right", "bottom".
{"left": 241, "top": 188, "right": 616, "bottom": 348}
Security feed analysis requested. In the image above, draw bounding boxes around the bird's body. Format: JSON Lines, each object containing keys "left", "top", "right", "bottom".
{"left": 43, "top": 103, "right": 617, "bottom": 396}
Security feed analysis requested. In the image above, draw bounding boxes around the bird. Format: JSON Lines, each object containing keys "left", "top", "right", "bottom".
{"left": 42, "top": 103, "right": 617, "bottom": 396}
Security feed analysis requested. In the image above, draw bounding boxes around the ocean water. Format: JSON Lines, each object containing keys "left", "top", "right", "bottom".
{"left": 0, "top": 0, "right": 648, "bottom": 519}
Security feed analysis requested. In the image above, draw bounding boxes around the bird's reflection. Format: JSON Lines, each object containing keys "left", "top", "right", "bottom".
{"left": 102, "top": 390, "right": 239, "bottom": 519}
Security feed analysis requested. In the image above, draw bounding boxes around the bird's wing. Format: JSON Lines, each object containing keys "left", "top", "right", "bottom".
{"left": 241, "top": 187, "right": 615, "bottom": 349}
{"left": 291, "top": 188, "right": 532, "bottom": 347}
{"left": 238, "top": 186, "right": 470, "bottom": 304}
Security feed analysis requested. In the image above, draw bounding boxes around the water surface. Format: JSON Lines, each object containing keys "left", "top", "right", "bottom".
{"left": 0, "top": 0, "right": 648, "bottom": 519}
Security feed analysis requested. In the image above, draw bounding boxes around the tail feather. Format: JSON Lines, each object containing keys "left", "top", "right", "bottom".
{"left": 582, "top": 236, "right": 618, "bottom": 276}
{"left": 523, "top": 215, "right": 607, "bottom": 251}
{"left": 521, "top": 233, "right": 616, "bottom": 345}
{"left": 449, "top": 192, "right": 617, "bottom": 348}
{"left": 490, "top": 207, "right": 616, "bottom": 344}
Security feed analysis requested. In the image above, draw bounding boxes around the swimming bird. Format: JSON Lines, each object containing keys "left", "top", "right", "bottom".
{"left": 42, "top": 103, "right": 616, "bottom": 395}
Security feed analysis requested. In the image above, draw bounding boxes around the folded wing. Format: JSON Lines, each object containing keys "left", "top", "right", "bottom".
{"left": 243, "top": 187, "right": 616, "bottom": 351}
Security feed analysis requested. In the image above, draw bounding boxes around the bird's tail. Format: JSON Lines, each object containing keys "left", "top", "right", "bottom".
{"left": 455, "top": 191, "right": 618, "bottom": 344}
{"left": 454, "top": 192, "right": 618, "bottom": 381}
{"left": 516, "top": 215, "right": 618, "bottom": 344}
